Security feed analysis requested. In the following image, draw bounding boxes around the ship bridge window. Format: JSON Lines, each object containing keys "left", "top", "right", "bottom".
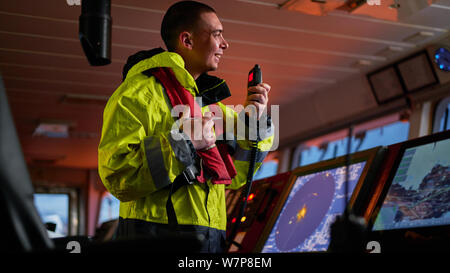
{"left": 251, "top": 151, "right": 279, "bottom": 180}
{"left": 33, "top": 188, "right": 79, "bottom": 238}
{"left": 292, "top": 114, "right": 410, "bottom": 168}
{"left": 98, "top": 192, "right": 120, "bottom": 226}
{"left": 433, "top": 96, "right": 450, "bottom": 133}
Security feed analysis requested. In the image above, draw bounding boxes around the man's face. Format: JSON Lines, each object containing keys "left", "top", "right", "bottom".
{"left": 189, "top": 12, "right": 229, "bottom": 74}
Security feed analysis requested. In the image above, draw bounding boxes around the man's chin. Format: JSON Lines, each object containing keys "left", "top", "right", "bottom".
{"left": 206, "top": 65, "right": 219, "bottom": 73}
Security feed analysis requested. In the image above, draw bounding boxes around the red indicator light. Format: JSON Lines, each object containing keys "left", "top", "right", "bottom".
{"left": 231, "top": 217, "right": 236, "bottom": 223}
{"left": 248, "top": 193, "right": 255, "bottom": 201}
{"left": 248, "top": 72, "right": 253, "bottom": 82}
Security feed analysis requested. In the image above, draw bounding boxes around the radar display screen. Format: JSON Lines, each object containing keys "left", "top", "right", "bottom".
{"left": 372, "top": 137, "right": 450, "bottom": 231}
{"left": 261, "top": 162, "right": 366, "bottom": 252}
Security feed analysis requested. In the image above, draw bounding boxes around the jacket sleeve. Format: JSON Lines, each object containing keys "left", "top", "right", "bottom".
{"left": 98, "top": 84, "right": 197, "bottom": 202}
{"left": 218, "top": 104, "right": 275, "bottom": 190}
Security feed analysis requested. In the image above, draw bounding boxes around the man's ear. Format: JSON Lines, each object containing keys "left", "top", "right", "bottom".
{"left": 179, "top": 31, "right": 193, "bottom": 50}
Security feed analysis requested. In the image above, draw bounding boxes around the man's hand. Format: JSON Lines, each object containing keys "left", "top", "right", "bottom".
{"left": 180, "top": 112, "right": 216, "bottom": 151}
{"left": 244, "top": 83, "right": 271, "bottom": 119}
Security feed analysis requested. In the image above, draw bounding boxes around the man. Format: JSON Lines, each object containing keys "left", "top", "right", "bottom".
{"left": 98, "top": 1, "right": 273, "bottom": 253}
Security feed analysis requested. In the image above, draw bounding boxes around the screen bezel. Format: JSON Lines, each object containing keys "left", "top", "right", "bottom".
{"left": 226, "top": 172, "right": 292, "bottom": 253}
{"left": 367, "top": 130, "right": 450, "bottom": 247}
{"left": 254, "top": 147, "right": 383, "bottom": 252}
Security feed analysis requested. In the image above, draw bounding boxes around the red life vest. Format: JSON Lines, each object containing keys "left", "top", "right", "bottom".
{"left": 148, "top": 67, "right": 237, "bottom": 185}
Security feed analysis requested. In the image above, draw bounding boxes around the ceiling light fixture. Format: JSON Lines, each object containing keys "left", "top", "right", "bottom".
{"left": 375, "top": 46, "right": 405, "bottom": 58}
{"left": 61, "top": 93, "right": 109, "bottom": 106}
{"left": 33, "top": 119, "right": 73, "bottom": 138}
{"left": 402, "top": 31, "right": 434, "bottom": 43}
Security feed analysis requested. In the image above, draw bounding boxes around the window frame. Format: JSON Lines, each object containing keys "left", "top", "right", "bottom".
{"left": 34, "top": 187, "right": 79, "bottom": 236}
{"left": 432, "top": 96, "right": 450, "bottom": 133}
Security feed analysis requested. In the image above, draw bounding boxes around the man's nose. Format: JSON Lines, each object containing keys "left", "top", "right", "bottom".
{"left": 221, "top": 37, "right": 229, "bottom": 50}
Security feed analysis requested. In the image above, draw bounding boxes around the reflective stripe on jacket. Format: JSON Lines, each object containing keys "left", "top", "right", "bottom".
{"left": 98, "top": 51, "right": 274, "bottom": 231}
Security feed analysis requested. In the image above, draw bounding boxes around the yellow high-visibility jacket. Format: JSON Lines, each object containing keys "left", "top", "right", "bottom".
{"left": 98, "top": 50, "right": 274, "bottom": 231}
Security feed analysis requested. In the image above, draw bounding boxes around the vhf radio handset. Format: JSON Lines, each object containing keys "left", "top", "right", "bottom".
{"left": 248, "top": 64, "right": 262, "bottom": 90}
{"left": 226, "top": 64, "right": 262, "bottom": 250}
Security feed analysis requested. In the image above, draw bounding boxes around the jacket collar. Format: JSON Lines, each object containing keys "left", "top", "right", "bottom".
{"left": 196, "top": 73, "right": 231, "bottom": 106}
{"left": 125, "top": 48, "right": 231, "bottom": 104}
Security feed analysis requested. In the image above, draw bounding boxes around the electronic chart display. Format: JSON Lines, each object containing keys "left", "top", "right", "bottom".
{"left": 372, "top": 137, "right": 450, "bottom": 231}
{"left": 261, "top": 161, "right": 366, "bottom": 252}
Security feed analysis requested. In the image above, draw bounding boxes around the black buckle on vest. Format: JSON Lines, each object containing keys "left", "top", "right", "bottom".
{"left": 181, "top": 166, "right": 196, "bottom": 185}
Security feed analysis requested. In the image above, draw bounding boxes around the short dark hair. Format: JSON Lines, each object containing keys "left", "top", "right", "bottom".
{"left": 161, "top": 1, "right": 216, "bottom": 52}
